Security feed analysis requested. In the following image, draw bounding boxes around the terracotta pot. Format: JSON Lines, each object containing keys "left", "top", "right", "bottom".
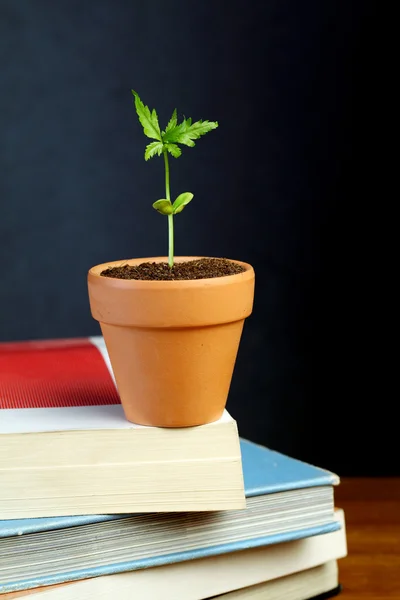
{"left": 87, "top": 257, "right": 255, "bottom": 427}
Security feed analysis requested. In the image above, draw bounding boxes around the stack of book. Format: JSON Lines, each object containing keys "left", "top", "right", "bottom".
{"left": 0, "top": 337, "right": 347, "bottom": 599}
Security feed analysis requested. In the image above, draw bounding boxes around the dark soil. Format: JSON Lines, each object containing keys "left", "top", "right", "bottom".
{"left": 100, "top": 258, "right": 245, "bottom": 281}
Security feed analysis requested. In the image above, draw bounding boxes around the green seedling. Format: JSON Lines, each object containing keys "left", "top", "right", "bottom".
{"left": 132, "top": 90, "right": 218, "bottom": 267}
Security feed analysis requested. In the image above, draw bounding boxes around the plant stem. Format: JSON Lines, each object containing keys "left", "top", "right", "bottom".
{"left": 168, "top": 213, "right": 174, "bottom": 268}
{"left": 163, "top": 149, "right": 174, "bottom": 267}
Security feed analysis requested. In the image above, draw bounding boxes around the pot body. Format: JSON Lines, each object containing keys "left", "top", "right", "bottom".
{"left": 88, "top": 257, "right": 255, "bottom": 427}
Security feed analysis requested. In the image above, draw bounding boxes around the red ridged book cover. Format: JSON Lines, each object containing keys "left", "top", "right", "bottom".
{"left": 0, "top": 337, "right": 119, "bottom": 410}
{"left": 0, "top": 337, "right": 133, "bottom": 434}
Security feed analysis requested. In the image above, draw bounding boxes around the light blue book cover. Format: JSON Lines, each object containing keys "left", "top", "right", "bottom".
{"left": 0, "top": 439, "right": 340, "bottom": 593}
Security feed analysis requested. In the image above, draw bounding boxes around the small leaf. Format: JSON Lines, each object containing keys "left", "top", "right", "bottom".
{"left": 172, "top": 192, "right": 194, "bottom": 214}
{"left": 163, "top": 119, "right": 195, "bottom": 146}
{"left": 163, "top": 109, "right": 177, "bottom": 136}
{"left": 152, "top": 199, "right": 173, "bottom": 215}
{"left": 165, "top": 143, "right": 182, "bottom": 158}
{"left": 131, "top": 90, "right": 162, "bottom": 141}
{"left": 163, "top": 118, "right": 218, "bottom": 147}
{"left": 145, "top": 141, "right": 164, "bottom": 161}
{"left": 185, "top": 119, "right": 218, "bottom": 138}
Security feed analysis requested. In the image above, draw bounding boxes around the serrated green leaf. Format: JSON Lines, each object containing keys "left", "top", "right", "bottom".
{"left": 145, "top": 141, "right": 164, "bottom": 161}
{"left": 185, "top": 119, "right": 218, "bottom": 138}
{"left": 163, "top": 109, "right": 177, "bottom": 136}
{"left": 153, "top": 199, "right": 173, "bottom": 215}
{"left": 131, "top": 90, "right": 162, "bottom": 141}
{"left": 163, "top": 118, "right": 218, "bottom": 147}
{"left": 165, "top": 143, "right": 182, "bottom": 158}
{"left": 162, "top": 119, "right": 194, "bottom": 146}
{"left": 172, "top": 192, "right": 194, "bottom": 214}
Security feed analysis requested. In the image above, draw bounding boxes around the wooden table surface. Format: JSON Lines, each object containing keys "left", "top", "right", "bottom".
{"left": 336, "top": 478, "right": 400, "bottom": 599}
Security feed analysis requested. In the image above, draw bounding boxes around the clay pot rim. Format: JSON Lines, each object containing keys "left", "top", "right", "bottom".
{"left": 88, "top": 256, "right": 254, "bottom": 289}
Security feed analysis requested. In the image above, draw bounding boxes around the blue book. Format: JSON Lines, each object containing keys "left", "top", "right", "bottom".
{"left": 0, "top": 439, "right": 340, "bottom": 594}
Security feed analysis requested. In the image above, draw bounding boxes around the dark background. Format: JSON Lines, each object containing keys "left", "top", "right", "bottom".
{"left": 1, "top": 1, "right": 388, "bottom": 475}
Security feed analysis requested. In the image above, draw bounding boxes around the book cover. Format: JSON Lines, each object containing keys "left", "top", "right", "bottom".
{"left": 0, "top": 337, "right": 117, "bottom": 412}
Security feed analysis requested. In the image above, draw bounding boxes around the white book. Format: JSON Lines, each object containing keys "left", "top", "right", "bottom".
{"left": 0, "top": 407, "right": 244, "bottom": 517}
{"left": 209, "top": 560, "right": 340, "bottom": 599}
